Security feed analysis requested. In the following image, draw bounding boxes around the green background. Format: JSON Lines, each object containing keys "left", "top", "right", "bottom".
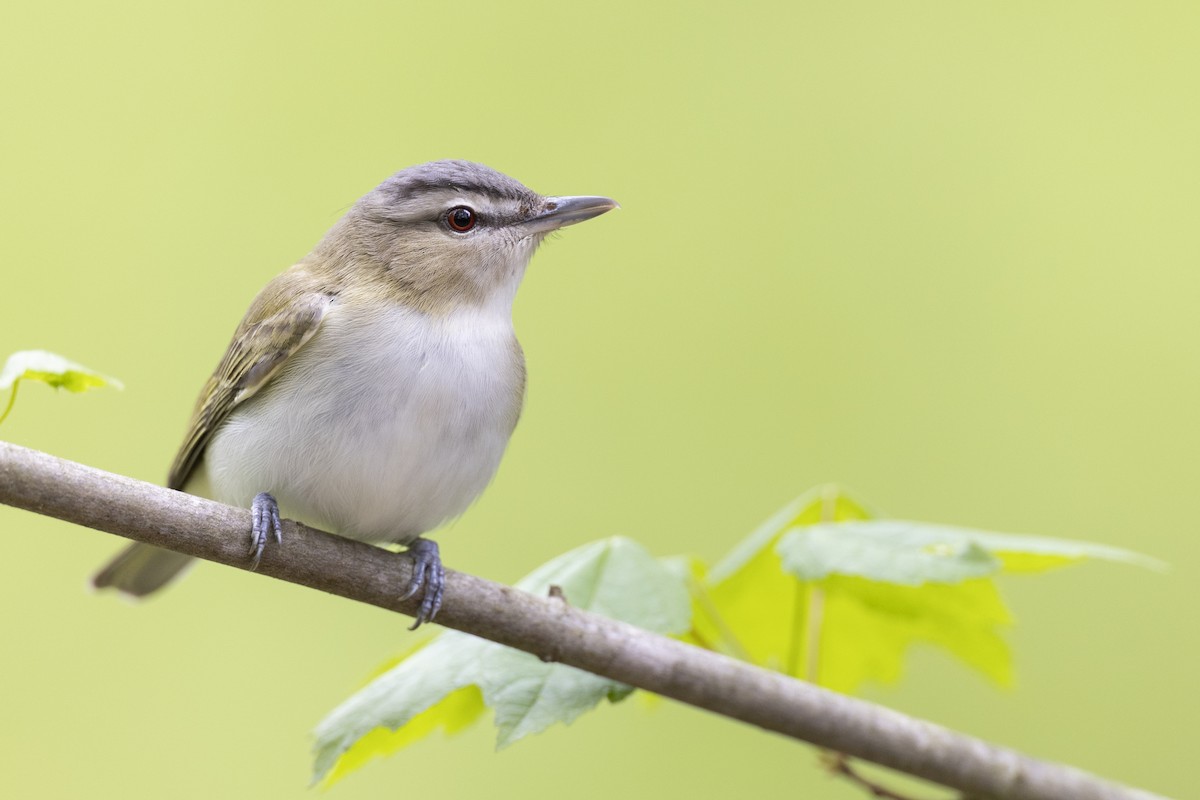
{"left": 1, "top": 2, "right": 1195, "bottom": 797}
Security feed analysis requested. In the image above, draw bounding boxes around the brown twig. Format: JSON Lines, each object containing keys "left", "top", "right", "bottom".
{"left": 0, "top": 441, "right": 1167, "bottom": 800}
{"left": 822, "top": 751, "right": 949, "bottom": 800}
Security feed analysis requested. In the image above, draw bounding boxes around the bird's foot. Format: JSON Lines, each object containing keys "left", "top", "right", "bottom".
{"left": 249, "top": 492, "right": 283, "bottom": 570}
{"left": 400, "top": 537, "right": 445, "bottom": 629}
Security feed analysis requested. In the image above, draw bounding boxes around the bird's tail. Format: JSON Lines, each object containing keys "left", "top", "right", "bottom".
{"left": 92, "top": 543, "right": 194, "bottom": 597}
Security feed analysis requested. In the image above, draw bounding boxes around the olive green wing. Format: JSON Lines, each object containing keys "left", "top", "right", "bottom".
{"left": 167, "top": 272, "right": 336, "bottom": 490}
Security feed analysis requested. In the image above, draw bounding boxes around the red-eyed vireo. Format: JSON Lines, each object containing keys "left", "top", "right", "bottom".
{"left": 92, "top": 161, "right": 618, "bottom": 627}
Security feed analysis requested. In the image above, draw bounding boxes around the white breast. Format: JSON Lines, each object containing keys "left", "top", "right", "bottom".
{"left": 202, "top": 301, "right": 525, "bottom": 543}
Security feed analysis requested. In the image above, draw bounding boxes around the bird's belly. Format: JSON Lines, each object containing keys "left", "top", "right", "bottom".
{"left": 202, "top": 304, "right": 525, "bottom": 543}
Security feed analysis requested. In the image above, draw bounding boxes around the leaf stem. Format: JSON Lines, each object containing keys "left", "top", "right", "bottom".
{"left": 805, "top": 485, "right": 839, "bottom": 681}
{"left": 0, "top": 379, "right": 19, "bottom": 426}
{"left": 803, "top": 584, "right": 825, "bottom": 683}
{"left": 785, "top": 576, "right": 807, "bottom": 676}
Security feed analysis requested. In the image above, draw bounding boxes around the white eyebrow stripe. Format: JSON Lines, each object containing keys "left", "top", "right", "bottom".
{"left": 383, "top": 192, "right": 522, "bottom": 225}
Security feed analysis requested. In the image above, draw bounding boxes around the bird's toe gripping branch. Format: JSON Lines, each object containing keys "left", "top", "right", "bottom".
{"left": 400, "top": 537, "right": 445, "bottom": 629}
{"left": 249, "top": 492, "right": 283, "bottom": 570}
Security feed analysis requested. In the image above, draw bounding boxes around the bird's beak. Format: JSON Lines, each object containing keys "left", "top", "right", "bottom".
{"left": 520, "top": 196, "right": 619, "bottom": 235}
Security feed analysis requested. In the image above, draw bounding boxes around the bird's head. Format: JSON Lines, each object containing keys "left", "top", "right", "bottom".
{"left": 318, "top": 160, "right": 617, "bottom": 314}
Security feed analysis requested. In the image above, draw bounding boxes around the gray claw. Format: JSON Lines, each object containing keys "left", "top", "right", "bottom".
{"left": 249, "top": 492, "right": 283, "bottom": 570}
{"left": 403, "top": 538, "right": 445, "bottom": 629}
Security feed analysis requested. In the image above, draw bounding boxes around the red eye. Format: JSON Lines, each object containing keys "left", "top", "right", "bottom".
{"left": 447, "top": 206, "right": 476, "bottom": 232}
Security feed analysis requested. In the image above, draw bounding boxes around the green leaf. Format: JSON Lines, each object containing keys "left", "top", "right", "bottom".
{"left": 699, "top": 490, "right": 1159, "bottom": 694}
{"left": 0, "top": 350, "right": 122, "bottom": 424}
{"left": 312, "top": 537, "right": 691, "bottom": 785}
{"left": 658, "top": 554, "right": 725, "bottom": 651}
{"left": 776, "top": 524, "right": 1001, "bottom": 585}
{"left": 813, "top": 576, "right": 1014, "bottom": 692}
{"left": 706, "top": 485, "right": 876, "bottom": 584}
{"left": 794, "top": 521, "right": 1166, "bottom": 577}
{"left": 697, "top": 486, "right": 872, "bottom": 669}
{"left": 951, "top": 526, "right": 1166, "bottom": 573}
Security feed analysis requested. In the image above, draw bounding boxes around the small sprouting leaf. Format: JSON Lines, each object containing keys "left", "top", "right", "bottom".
{"left": 0, "top": 350, "right": 122, "bottom": 393}
{"left": 313, "top": 537, "right": 691, "bottom": 785}
{"left": 0, "top": 350, "right": 122, "bottom": 424}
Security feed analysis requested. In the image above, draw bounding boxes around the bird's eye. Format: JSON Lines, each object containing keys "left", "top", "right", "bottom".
{"left": 446, "top": 206, "right": 476, "bottom": 232}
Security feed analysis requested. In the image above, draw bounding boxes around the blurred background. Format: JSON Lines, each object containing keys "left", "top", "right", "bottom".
{"left": 1, "top": 1, "right": 1195, "bottom": 797}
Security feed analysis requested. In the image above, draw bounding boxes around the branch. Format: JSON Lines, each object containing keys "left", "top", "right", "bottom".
{"left": 0, "top": 441, "right": 1165, "bottom": 800}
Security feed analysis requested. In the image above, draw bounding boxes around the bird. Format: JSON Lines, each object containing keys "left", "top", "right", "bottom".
{"left": 92, "top": 160, "right": 617, "bottom": 627}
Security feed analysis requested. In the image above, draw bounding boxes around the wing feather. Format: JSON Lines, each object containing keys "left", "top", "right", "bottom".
{"left": 167, "top": 268, "right": 335, "bottom": 490}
